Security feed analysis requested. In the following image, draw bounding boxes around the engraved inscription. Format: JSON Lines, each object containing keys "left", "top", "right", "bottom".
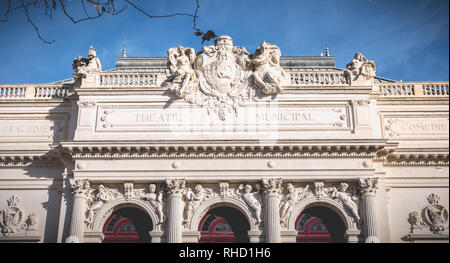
{"left": 256, "top": 112, "right": 312, "bottom": 122}
{"left": 383, "top": 116, "right": 449, "bottom": 139}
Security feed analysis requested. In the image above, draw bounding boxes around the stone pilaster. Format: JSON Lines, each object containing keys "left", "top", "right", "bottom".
{"left": 166, "top": 179, "right": 186, "bottom": 243}
{"left": 359, "top": 177, "right": 379, "bottom": 243}
{"left": 261, "top": 178, "right": 282, "bottom": 243}
{"left": 66, "top": 179, "right": 90, "bottom": 243}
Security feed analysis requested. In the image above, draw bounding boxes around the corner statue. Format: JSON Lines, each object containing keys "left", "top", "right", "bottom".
{"left": 162, "top": 35, "right": 286, "bottom": 120}
{"left": 72, "top": 46, "right": 102, "bottom": 80}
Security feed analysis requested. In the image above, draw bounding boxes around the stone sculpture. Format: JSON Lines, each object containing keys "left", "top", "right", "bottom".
{"left": 344, "top": 52, "right": 376, "bottom": 82}
{"left": 162, "top": 35, "right": 285, "bottom": 120}
{"left": 238, "top": 184, "right": 263, "bottom": 224}
{"left": 140, "top": 184, "right": 165, "bottom": 224}
{"left": 183, "top": 184, "right": 205, "bottom": 225}
{"left": 330, "top": 183, "right": 360, "bottom": 222}
{"left": 72, "top": 46, "right": 102, "bottom": 80}
{"left": 0, "top": 195, "right": 38, "bottom": 236}
{"left": 85, "top": 184, "right": 110, "bottom": 226}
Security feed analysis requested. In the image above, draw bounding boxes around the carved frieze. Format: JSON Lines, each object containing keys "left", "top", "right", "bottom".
{"left": 162, "top": 36, "right": 286, "bottom": 120}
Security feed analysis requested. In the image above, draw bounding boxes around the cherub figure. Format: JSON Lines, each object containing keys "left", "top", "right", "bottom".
{"left": 85, "top": 185, "right": 110, "bottom": 226}
{"left": 184, "top": 184, "right": 205, "bottom": 224}
{"left": 86, "top": 46, "right": 102, "bottom": 72}
{"left": 330, "top": 183, "right": 360, "bottom": 222}
{"left": 251, "top": 41, "right": 286, "bottom": 95}
{"left": 279, "top": 184, "right": 310, "bottom": 227}
{"left": 164, "top": 46, "right": 196, "bottom": 96}
{"left": 238, "top": 184, "right": 262, "bottom": 224}
{"left": 72, "top": 46, "right": 102, "bottom": 80}
{"left": 140, "top": 184, "right": 164, "bottom": 224}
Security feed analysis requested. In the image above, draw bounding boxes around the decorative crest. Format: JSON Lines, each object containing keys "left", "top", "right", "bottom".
{"left": 162, "top": 36, "right": 286, "bottom": 120}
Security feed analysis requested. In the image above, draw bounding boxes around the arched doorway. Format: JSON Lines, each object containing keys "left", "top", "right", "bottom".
{"left": 296, "top": 206, "right": 346, "bottom": 243}
{"left": 102, "top": 207, "right": 153, "bottom": 243}
{"left": 198, "top": 206, "right": 250, "bottom": 243}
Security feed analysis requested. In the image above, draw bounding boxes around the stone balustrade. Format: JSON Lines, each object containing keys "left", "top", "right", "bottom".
{"left": 377, "top": 82, "right": 449, "bottom": 97}
{"left": 289, "top": 71, "right": 348, "bottom": 86}
{"left": 99, "top": 72, "right": 161, "bottom": 87}
{"left": 0, "top": 85, "right": 71, "bottom": 99}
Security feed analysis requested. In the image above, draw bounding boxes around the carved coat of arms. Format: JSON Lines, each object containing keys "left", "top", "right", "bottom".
{"left": 162, "top": 35, "right": 286, "bottom": 120}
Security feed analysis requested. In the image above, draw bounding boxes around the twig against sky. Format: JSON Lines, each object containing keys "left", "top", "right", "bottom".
{"left": 0, "top": 0, "right": 214, "bottom": 44}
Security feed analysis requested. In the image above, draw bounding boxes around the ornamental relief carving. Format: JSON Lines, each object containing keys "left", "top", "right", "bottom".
{"left": 0, "top": 195, "right": 39, "bottom": 237}
{"left": 162, "top": 35, "right": 286, "bottom": 120}
{"left": 278, "top": 181, "right": 363, "bottom": 228}
{"left": 80, "top": 181, "right": 168, "bottom": 229}
{"left": 408, "top": 193, "right": 449, "bottom": 235}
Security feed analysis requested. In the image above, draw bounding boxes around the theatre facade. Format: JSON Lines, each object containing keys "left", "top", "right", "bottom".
{"left": 0, "top": 36, "right": 448, "bottom": 243}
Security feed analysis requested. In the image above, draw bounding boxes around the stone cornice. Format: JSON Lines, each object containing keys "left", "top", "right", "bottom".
{"left": 59, "top": 139, "right": 392, "bottom": 159}
{"left": 0, "top": 150, "right": 64, "bottom": 168}
{"left": 376, "top": 148, "right": 449, "bottom": 166}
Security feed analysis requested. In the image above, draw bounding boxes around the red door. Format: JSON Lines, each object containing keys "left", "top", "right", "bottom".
{"left": 296, "top": 212, "right": 331, "bottom": 243}
{"left": 199, "top": 213, "right": 235, "bottom": 243}
{"left": 103, "top": 214, "right": 139, "bottom": 243}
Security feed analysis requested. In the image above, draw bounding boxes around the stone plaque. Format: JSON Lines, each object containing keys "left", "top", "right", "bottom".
{"left": 0, "top": 115, "right": 66, "bottom": 142}
{"left": 95, "top": 103, "right": 351, "bottom": 134}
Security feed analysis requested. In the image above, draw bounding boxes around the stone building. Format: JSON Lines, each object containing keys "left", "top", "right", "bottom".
{"left": 0, "top": 36, "right": 448, "bottom": 243}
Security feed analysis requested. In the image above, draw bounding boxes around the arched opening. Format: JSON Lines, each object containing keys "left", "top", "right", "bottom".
{"left": 102, "top": 207, "right": 153, "bottom": 243}
{"left": 198, "top": 206, "right": 250, "bottom": 243}
{"left": 296, "top": 206, "right": 346, "bottom": 243}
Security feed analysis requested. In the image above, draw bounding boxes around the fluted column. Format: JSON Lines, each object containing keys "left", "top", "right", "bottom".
{"left": 166, "top": 179, "right": 186, "bottom": 243}
{"left": 66, "top": 179, "right": 90, "bottom": 243}
{"left": 262, "top": 178, "right": 282, "bottom": 243}
{"left": 359, "top": 177, "right": 379, "bottom": 243}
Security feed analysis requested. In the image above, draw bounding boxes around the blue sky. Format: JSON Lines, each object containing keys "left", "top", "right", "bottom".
{"left": 0, "top": 0, "right": 448, "bottom": 83}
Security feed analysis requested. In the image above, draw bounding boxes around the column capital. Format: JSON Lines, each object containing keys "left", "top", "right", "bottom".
{"left": 70, "top": 179, "right": 90, "bottom": 197}
{"left": 165, "top": 178, "right": 186, "bottom": 196}
{"left": 261, "top": 178, "right": 282, "bottom": 196}
{"left": 358, "top": 177, "right": 378, "bottom": 195}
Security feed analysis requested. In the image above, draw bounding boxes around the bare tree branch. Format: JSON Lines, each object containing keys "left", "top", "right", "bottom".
{"left": 0, "top": 0, "right": 215, "bottom": 44}
{"left": 19, "top": 0, "right": 55, "bottom": 44}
